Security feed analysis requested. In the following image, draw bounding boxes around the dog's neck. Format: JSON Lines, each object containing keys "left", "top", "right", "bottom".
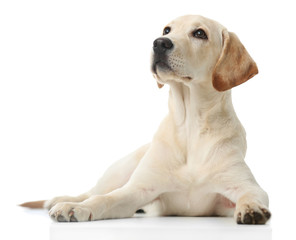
{"left": 168, "top": 79, "right": 235, "bottom": 130}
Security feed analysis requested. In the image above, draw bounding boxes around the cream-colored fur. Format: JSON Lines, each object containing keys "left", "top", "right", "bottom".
{"left": 23, "top": 15, "right": 271, "bottom": 224}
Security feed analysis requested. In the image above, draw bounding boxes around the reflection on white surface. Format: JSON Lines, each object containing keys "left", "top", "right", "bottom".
{"left": 50, "top": 216, "right": 271, "bottom": 240}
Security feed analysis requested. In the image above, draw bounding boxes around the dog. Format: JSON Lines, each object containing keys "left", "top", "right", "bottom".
{"left": 21, "top": 15, "right": 271, "bottom": 224}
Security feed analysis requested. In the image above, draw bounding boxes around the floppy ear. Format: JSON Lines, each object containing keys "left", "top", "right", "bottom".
{"left": 212, "top": 30, "right": 258, "bottom": 91}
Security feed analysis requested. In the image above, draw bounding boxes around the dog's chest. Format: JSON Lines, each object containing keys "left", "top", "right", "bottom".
{"left": 176, "top": 118, "right": 216, "bottom": 157}
{"left": 159, "top": 186, "right": 218, "bottom": 216}
{"left": 159, "top": 164, "right": 220, "bottom": 216}
{"left": 179, "top": 130, "right": 217, "bottom": 168}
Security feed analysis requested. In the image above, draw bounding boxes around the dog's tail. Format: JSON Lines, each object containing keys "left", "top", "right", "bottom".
{"left": 19, "top": 200, "right": 46, "bottom": 209}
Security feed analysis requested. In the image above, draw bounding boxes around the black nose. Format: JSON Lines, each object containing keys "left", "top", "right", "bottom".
{"left": 153, "top": 37, "right": 173, "bottom": 54}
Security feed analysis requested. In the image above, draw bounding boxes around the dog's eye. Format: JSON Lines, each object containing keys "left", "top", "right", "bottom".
{"left": 163, "top": 27, "right": 171, "bottom": 35}
{"left": 193, "top": 29, "right": 208, "bottom": 40}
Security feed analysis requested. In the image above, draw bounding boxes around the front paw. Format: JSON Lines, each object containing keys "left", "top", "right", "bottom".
{"left": 235, "top": 203, "right": 271, "bottom": 224}
{"left": 45, "top": 196, "right": 76, "bottom": 210}
{"left": 49, "top": 202, "right": 93, "bottom": 222}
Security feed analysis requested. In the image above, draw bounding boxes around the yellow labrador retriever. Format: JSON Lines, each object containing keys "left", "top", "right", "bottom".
{"left": 21, "top": 15, "right": 271, "bottom": 224}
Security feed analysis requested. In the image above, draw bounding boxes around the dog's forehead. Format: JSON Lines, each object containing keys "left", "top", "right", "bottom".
{"left": 167, "top": 15, "right": 223, "bottom": 33}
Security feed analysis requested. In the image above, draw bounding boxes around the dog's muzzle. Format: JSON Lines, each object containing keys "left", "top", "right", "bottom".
{"left": 152, "top": 37, "right": 173, "bottom": 74}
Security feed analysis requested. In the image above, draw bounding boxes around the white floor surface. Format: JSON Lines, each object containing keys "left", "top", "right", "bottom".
{"left": 6, "top": 207, "right": 271, "bottom": 240}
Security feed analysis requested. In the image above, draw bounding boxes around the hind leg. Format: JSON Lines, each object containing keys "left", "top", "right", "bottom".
{"left": 45, "top": 144, "right": 150, "bottom": 210}
{"left": 213, "top": 194, "right": 236, "bottom": 217}
{"left": 49, "top": 142, "right": 178, "bottom": 222}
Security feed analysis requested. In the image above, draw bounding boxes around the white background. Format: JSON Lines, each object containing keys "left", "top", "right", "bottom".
{"left": 0, "top": 0, "right": 295, "bottom": 239}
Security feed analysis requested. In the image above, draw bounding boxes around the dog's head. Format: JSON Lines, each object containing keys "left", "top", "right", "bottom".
{"left": 151, "top": 15, "right": 258, "bottom": 91}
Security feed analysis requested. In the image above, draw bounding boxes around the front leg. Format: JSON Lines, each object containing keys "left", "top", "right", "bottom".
{"left": 49, "top": 142, "right": 176, "bottom": 222}
{"left": 215, "top": 160, "right": 271, "bottom": 224}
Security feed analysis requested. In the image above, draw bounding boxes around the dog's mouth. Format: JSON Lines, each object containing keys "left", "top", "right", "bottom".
{"left": 152, "top": 59, "right": 192, "bottom": 82}
{"left": 152, "top": 60, "right": 171, "bottom": 74}
{"left": 152, "top": 51, "right": 172, "bottom": 75}
{"left": 152, "top": 53, "right": 192, "bottom": 82}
